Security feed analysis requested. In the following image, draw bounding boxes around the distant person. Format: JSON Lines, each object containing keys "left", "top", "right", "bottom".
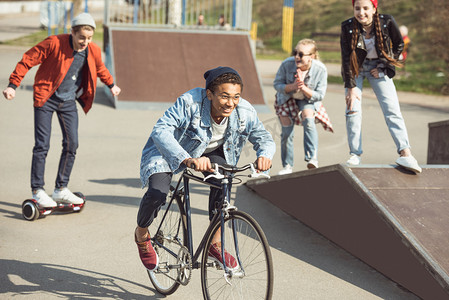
{"left": 197, "top": 14, "right": 205, "bottom": 26}
{"left": 399, "top": 25, "right": 411, "bottom": 63}
{"left": 217, "top": 14, "right": 230, "bottom": 30}
{"left": 134, "top": 66, "right": 275, "bottom": 271}
{"left": 340, "top": 0, "right": 421, "bottom": 173}
{"left": 274, "top": 39, "right": 332, "bottom": 174}
{"left": 218, "top": 14, "right": 225, "bottom": 26}
{"left": 2, "top": 13, "right": 121, "bottom": 207}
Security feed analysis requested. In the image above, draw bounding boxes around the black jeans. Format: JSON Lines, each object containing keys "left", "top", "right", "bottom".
{"left": 137, "top": 147, "right": 227, "bottom": 228}
{"left": 31, "top": 97, "right": 79, "bottom": 190}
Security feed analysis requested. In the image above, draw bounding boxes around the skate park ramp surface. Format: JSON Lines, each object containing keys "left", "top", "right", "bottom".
{"left": 246, "top": 164, "right": 449, "bottom": 300}
{"left": 105, "top": 27, "right": 266, "bottom": 111}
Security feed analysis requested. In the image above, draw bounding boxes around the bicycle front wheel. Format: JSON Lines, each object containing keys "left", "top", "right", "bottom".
{"left": 147, "top": 195, "right": 186, "bottom": 295}
{"left": 201, "top": 210, "right": 274, "bottom": 300}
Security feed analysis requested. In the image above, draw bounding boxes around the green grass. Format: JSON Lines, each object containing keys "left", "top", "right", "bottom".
{"left": 328, "top": 75, "right": 343, "bottom": 86}
{"left": 1, "top": 30, "right": 49, "bottom": 47}
{"left": 0, "top": 24, "right": 104, "bottom": 48}
{"left": 394, "top": 63, "right": 447, "bottom": 95}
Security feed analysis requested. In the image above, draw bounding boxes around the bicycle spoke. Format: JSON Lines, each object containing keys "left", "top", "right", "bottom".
{"left": 147, "top": 197, "right": 186, "bottom": 295}
{"left": 201, "top": 211, "right": 273, "bottom": 299}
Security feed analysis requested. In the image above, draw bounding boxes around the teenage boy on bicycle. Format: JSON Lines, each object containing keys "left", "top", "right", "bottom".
{"left": 135, "top": 66, "right": 275, "bottom": 271}
{"left": 3, "top": 13, "right": 121, "bottom": 206}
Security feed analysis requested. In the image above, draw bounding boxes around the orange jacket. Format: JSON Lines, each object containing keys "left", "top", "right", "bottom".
{"left": 9, "top": 34, "right": 114, "bottom": 113}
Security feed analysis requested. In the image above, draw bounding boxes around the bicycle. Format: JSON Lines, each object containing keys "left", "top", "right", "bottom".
{"left": 146, "top": 162, "right": 274, "bottom": 299}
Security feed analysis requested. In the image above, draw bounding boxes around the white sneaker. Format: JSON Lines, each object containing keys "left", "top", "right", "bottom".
{"left": 33, "top": 189, "right": 57, "bottom": 208}
{"left": 307, "top": 159, "right": 318, "bottom": 169}
{"left": 52, "top": 188, "right": 84, "bottom": 205}
{"left": 396, "top": 155, "right": 422, "bottom": 174}
{"left": 346, "top": 154, "right": 361, "bottom": 166}
{"left": 278, "top": 165, "right": 293, "bottom": 175}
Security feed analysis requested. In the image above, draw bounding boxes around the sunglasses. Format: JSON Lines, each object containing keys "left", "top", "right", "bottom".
{"left": 293, "top": 50, "right": 313, "bottom": 58}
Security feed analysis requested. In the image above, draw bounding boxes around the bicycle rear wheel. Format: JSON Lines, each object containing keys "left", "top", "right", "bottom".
{"left": 147, "top": 195, "right": 186, "bottom": 295}
{"left": 201, "top": 210, "right": 274, "bottom": 300}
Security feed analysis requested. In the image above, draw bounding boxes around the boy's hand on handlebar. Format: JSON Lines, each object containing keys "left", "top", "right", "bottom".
{"left": 183, "top": 157, "right": 215, "bottom": 172}
{"left": 255, "top": 157, "right": 272, "bottom": 172}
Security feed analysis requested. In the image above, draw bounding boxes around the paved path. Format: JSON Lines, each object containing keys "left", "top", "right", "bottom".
{"left": 1, "top": 7, "right": 449, "bottom": 300}
{"left": 0, "top": 12, "right": 42, "bottom": 42}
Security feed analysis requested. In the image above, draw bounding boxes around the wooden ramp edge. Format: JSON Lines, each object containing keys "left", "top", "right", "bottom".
{"left": 246, "top": 164, "right": 449, "bottom": 300}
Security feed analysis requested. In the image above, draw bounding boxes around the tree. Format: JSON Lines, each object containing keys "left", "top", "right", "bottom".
{"left": 418, "top": 0, "right": 449, "bottom": 94}
{"left": 73, "top": 0, "right": 83, "bottom": 16}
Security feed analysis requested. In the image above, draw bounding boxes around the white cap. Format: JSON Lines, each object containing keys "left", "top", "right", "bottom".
{"left": 71, "top": 12, "right": 96, "bottom": 29}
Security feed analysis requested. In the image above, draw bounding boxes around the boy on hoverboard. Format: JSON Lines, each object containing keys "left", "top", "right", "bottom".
{"left": 3, "top": 13, "right": 121, "bottom": 209}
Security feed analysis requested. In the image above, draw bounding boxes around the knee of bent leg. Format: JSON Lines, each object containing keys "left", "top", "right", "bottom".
{"left": 345, "top": 109, "right": 360, "bottom": 117}
{"left": 279, "top": 115, "right": 293, "bottom": 127}
{"left": 345, "top": 101, "right": 361, "bottom": 117}
{"left": 63, "top": 138, "right": 79, "bottom": 153}
{"left": 302, "top": 117, "right": 316, "bottom": 129}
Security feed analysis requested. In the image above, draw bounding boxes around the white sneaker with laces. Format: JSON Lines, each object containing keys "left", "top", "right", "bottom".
{"left": 52, "top": 188, "right": 84, "bottom": 204}
{"left": 307, "top": 159, "right": 318, "bottom": 169}
{"left": 346, "top": 154, "right": 361, "bottom": 166}
{"left": 33, "top": 189, "right": 57, "bottom": 208}
{"left": 278, "top": 164, "right": 292, "bottom": 175}
{"left": 396, "top": 155, "right": 422, "bottom": 174}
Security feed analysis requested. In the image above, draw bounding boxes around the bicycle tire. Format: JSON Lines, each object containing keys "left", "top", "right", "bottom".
{"left": 200, "top": 210, "right": 274, "bottom": 300}
{"left": 147, "top": 195, "right": 187, "bottom": 295}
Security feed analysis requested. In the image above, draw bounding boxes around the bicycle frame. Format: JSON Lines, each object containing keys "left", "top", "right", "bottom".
{"left": 152, "top": 168, "right": 242, "bottom": 271}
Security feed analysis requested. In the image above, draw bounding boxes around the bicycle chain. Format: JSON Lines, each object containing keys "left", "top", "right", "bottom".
{"left": 176, "top": 246, "right": 192, "bottom": 286}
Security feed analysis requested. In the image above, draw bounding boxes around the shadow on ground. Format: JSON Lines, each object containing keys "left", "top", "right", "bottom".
{"left": 0, "top": 259, "right": 162, "bottom": 299}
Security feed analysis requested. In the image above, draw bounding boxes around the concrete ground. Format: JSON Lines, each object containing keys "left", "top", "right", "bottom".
{"left": 1, "top": 8, "right": 449, "bottom": 300}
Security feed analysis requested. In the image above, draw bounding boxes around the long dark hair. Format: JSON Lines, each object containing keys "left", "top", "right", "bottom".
{"left": 350, "top": 12, "right": 403, "bottom": 77}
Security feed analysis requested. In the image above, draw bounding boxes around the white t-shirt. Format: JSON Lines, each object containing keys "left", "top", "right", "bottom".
{"left": 203, "top": 116, "right": 228, "bottom": 154}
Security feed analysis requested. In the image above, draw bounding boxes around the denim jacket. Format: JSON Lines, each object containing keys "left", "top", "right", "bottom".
{"left": 140, "top": 87, "right": 276, "bottom": 187}
{"left": 340, "top": 14, "right": 404, "bottom": 88}
{"left": 273, "top": 58, "right": 328, "bottom": 106}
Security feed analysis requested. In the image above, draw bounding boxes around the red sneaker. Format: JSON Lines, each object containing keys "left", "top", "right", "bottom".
{"left": 208, "top": 243, "right": 238, "bottom": 269}
{"left": 135, "top": 234, "right": 159, "bottom": 271}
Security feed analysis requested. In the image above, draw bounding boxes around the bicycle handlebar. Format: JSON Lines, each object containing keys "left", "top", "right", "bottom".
{"left": 203, "top": 163, "right": 270, "bottom": 181}
{"left": 210, "top": 163, "right": 252, "bottom": 173}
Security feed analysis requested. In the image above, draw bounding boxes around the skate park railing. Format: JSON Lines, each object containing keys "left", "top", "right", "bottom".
{"left": 104, "top": 0, "right": 253, "bottom": 31}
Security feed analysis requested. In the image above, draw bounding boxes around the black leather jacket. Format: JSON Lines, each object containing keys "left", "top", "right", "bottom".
{"left": 340, "top": 14, "right": 404, "bottom": 88}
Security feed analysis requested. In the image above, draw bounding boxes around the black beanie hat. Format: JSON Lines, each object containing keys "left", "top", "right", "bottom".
{"left": 204, "top": 66, "right": 241, "bottom": 90}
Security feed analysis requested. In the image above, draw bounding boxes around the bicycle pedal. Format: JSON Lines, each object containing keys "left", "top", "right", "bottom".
{"left": 155, "top": 262, "right": 170, "bottom": 273}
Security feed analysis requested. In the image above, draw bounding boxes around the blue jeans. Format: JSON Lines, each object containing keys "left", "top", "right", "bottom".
{"left": 31, "top": 97, "right": 79, "bottom": 190}
{"left": 280, "top": 100, "right": 319, "bottom": 167}
{"left": 345, "top": 60, "right": 410, "bottom": 156}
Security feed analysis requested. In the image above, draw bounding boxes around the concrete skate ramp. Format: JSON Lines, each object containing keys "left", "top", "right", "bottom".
{"left": 246, "top": 164, "right": 449, "bottom": 300}
{"left": 107, "top": 28, "right": 265, "bottom": 110}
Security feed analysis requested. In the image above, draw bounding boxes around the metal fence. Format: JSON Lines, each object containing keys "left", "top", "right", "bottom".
{"left": 104, "top": 0, "right": 253, "bottom": 31}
